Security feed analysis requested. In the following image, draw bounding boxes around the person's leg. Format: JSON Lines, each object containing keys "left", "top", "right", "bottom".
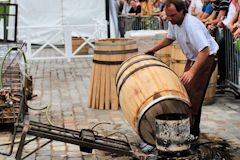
{"left": 183, "top": 55, "right": 217, "bottom": 137}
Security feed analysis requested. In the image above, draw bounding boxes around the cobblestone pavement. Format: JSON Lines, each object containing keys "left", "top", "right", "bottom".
{"left": 0, "top": 57, "right": 240, "bottom": 160}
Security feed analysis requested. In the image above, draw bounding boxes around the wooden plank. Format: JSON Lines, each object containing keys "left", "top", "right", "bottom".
{"left": 99, "top": 64, "right": 106, "bottom": 110}
{"left": 110, "top": 65, "right": 119, "bottom": 110}
{"left": 105, "top": 65, "right": 111, "bottom": 110}
{"left": 95, "top": 64, "right": 101, "bottom": 109}
{"left": 91, "top": 64, "right": 98, "bottom": 109}
{"left": 87, "top": 63, "right": 95, "bottom": 108}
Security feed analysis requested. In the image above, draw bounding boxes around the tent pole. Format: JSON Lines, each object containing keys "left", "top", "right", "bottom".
{"left": 105, "top": 0, "right": 110, "bottom": 38}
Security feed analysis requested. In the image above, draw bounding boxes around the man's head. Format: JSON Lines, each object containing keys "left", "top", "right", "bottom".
{"left": 164, "top": 0, "right": 187, "bottom": 25}
{"left": 130, "top": 0, "right": 137, "bottom": 7}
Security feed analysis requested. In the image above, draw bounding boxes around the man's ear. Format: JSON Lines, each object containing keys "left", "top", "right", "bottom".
{"left": 180, "top": 9, "right": 184, "bottom": 14}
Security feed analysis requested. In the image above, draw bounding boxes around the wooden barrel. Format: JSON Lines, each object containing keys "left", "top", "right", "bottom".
{"left": 170, "top": 43, "right": 186, "bottom": 76}
{"left": 116, "top": 54, "right": 191, "bottom": 145}
{"left": 170, "top": 43, "right": 218, "bottom": 105}
{"left": 72, "top": 37, "right": 90, "bottom": 55}
{"left": 203, "top": 64, "right": 218, "bottom": 105}
{"left": 154, "top": 33, "right": 172, "bottom": 67}
{"left": 88, "top": 38, "right": 138, "bottom": 110}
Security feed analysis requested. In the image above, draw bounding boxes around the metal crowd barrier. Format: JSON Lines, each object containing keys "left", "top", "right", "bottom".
{"left": 223, "top": 28, "right": 240, "bottom": 97}
{"left": 118, "top": 15, "right": 165, "bottom": 37}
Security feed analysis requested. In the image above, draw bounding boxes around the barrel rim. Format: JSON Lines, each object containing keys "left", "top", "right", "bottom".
{"left": 136, "top": 95, "right": 191, "bottom": 145}
{"left": 95, "top": 38, "right": 136, "bottom": 46}
{"left": 155, "top": 113, "right": 189, "bottom": 121}
{"left": 94, "top": 48, "right": 138, "bottom": 55}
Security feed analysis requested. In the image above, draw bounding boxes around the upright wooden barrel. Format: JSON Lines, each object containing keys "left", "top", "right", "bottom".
{"left": 154, "top": 33, "right": 172, "bottom": 67}
{"left": 170, "top": 43, "right": 186, "bottom": 76}
{"left": 116, "top": 55, "right": 191, "bottom": 145}
{"left": 88, "top": 38, "right": 138, "bottom": 110}
{"left": 170, "top": 43, "right": 218, "bottom": 105}
{"left": 203, "top": 64, "right": 218, "bottom": 105}
{"left": 72, "top": 37, "right": 89, "bottom": 55}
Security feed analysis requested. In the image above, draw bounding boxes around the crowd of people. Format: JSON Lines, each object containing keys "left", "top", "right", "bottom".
{"left": 116, "top": 0, "right": 240, "bottom": 39}
{"left": 117, "top": 0, "right": 166, "bottom": 18}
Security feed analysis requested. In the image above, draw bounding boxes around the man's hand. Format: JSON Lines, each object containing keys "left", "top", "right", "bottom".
{"left": 180, "top": 70, "right": 194, "bottom": 85}
{"left": 233, "top": 27, "right": 240, "bottom": 39}
{"left": 217, "top": 21, "right": 224, "bottom": 28}
{"left": 229, "top": 22, "right": 239, "bottom": 33}
{"left": 144, "top": 50, "right": 155, "bottom": 55}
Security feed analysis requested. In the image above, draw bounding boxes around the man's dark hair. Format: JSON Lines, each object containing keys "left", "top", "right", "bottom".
{"left": 165, "top": 0, "right": 188, "bottom": 14}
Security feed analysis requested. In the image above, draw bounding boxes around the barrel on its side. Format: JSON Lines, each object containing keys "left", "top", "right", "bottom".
{"left": 88, "top": 38, "right": 138, "bottom": 110}
{"left": 116, "top": 55, "right": 191, "bottom": 145}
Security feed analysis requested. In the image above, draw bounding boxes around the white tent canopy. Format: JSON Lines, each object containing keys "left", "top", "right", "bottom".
{"left": 10, "top": 0, "right": 113, "bottom": 44}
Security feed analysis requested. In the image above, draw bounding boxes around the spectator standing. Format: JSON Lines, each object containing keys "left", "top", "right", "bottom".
{"left": 129, "top": 0, "right": 142, "bottom": 15}
{"left": 228, "top": 0, "right": 240, "bottom": 35}
{"left": 222, "top": 0, "right": 239, "bottom": 27}
{"left": 139, "top": 0, "right": 150, "bottom": 15}
{"left": 189, "top": 0, "right": 204, "bottom": 16}
{"left": 117, "top": 0, "right": 125, "bottom": 14}
{"left": 201, "top": 0, "right": 217, "bottom": 24}
{"left": 206, "top": 0, "right": 230, "bottom": 85}
{"left": 205, "top": 0, "right": 230, "bottom": 31}
{"left": 148, "top": 0, "right": 166, "bottom": 18}
{"left": 122, "top": 0, "right": 133, "bottom": 15}
{"left": 198, "top": 0, "right": 213, "bottom": 20}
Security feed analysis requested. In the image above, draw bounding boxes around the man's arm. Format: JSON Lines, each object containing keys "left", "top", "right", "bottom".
{"left": 228, "top": 11, "right": 240, "bottom": 33}
{"left": 202, "top": 10, "right": 216, "bottom": 23}
{"left": 145, "top": 37, "right": 174, "bottom": 55}
{"left": 180, "top": 47, "right": 210, "bottom": 85}
{"left": 211, "top": 10, "right": 227, "bottom": 25}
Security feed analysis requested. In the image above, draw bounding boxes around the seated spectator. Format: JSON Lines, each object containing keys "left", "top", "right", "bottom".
{"left": 189, "top": 0, "right": 204, "bottom": 16}
{"left": 198, "top": 0, "right": 213, "bottom": 20}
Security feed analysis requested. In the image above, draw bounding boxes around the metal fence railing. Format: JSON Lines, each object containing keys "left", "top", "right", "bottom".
{"left": 223, "top": 28, "right": 240, "bottom": 97}
{"left": 118, "top": 15, "right": 165, "bottom": 37}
